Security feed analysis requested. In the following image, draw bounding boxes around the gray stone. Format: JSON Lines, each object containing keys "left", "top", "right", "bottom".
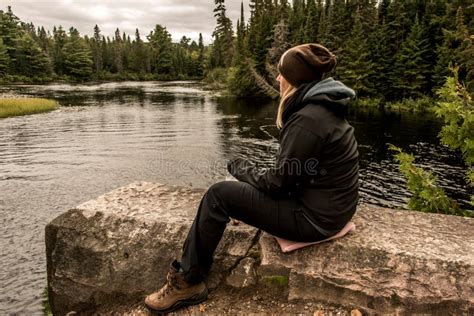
{"left": 226, "top": 257, "right": 258, "bottom": 288}
{"left": 259, "top": 204, "right": 474, "bottom": 314}
{"left": 46, "top": 181, "right": 258, "bottom": 315}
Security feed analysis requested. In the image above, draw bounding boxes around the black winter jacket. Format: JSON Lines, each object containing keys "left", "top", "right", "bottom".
{"left": 227, "top": 77, "right": 359, "bottom": 236}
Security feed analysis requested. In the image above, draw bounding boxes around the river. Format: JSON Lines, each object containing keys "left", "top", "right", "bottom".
{"left": 0, "top": 81, "right": 470, "bottom": 313}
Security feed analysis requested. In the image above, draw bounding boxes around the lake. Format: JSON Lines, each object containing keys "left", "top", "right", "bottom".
{"left": 0, "top": 81, "right": 470, "bottom": 313}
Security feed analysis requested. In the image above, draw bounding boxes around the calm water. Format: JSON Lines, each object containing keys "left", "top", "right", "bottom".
{"left": 0, "top": 81, "right": 470, "bottom": 313}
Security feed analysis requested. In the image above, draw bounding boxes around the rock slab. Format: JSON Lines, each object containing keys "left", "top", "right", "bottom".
{"left": 46, "top": 182, "right": 474, "bottom": 315}
{"left": 45, "top": 182, "right": 258, "bottom": 315}
{"left": 259, "top": 204, "right": 474, "bottom": 314}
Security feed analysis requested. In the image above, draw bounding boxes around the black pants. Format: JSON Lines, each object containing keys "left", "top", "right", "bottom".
{"left": 179, "top": 180, "right": 327, "bottom": 284}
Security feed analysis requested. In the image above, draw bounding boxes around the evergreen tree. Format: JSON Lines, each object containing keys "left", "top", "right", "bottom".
{"left": 337, "top": 11, "right": 373, "bottom": 96}
{"left": 62, "top": 28, "right": 93, "bottom": 80}
{"left": 91, "top": 25, "right": 103, "bottom": 77}
{"left": 367, "top": 19, "right": 392, "bottom": 99}
{"left": 392, "top": 17, "right": 432, "bottom": 98}
{"left": 14, "top": 32, "right": 52, "bottom": 77}
{"left": 52, "top": 26, "right": 67, "bottom": 75}
{"left": 434, "top": 7, "right": 469, "bottom": 88}
{"left": 303, "top": 0, "right": 319, "bottom": 43}
{"left": 197, "top": 33, "right": 205, "bottom": 77}
{"left": 0, "top": 6, "right": 20, "bottom": 72}
{"left": 147, "top": 24, "right": 173, "bottom": 75}
{"left": 0, "top": 38, "right": 10, "bottom": 75}
{"left": 460, "top": 34, "right": 474, "bottom": 93}
{"left": 130, "top": 29, "right": 146, "bottom": 74}
{"left": 288, "top": 0, "right": 305, "bottom": 45}
{"left": 211, "top": 0, "right": 234, "bottom": 68}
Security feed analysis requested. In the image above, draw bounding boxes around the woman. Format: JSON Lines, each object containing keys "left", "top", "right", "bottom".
{"left": 144, "top": 43, "right": 359, "bottom": 314}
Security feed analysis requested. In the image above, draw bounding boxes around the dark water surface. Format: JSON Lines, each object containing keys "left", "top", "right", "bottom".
{"left": 0, "top": 81, "right": 470, "bottom": 313}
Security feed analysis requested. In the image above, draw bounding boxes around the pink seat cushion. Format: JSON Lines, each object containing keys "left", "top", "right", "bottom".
{"left": 275, "top": 221, "right": 356, "bottom": 253}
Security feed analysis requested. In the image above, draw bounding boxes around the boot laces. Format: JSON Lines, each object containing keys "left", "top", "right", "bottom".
{"left": 158, "top": 270, "right": 181, "bottom": 298}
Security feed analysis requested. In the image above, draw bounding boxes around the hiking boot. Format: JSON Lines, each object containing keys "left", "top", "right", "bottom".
{"left": 144, "top": 260, "right": 208, "bottom": 314}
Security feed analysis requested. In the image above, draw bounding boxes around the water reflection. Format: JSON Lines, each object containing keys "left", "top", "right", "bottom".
{"left": 0, "top": 81, "right": 471, "bottom": 314}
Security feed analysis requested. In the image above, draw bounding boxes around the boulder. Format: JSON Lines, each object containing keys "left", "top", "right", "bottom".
{"left": 46, "top": 182, "right": 474, "bottom": 315}
{"left": 45, "top": 182, "right": 258, "bottom": 315}
{"left": 259, "top": 204, "right": 474, "bottom": 314}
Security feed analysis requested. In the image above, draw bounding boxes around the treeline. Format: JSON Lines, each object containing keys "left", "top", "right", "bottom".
{"left": 210, "top": 0, "right": 474, "bottom": 101}
{"left": 0, "top": 6, "right": 205, "bottom": 82}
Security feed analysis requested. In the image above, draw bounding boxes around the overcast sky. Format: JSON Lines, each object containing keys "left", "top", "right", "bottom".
{"left": 3, "top": 0, "right": 250, "bottom": 44}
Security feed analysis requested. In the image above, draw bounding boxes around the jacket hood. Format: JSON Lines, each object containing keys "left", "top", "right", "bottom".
{"left": 302, "top": 77, "right": 356, "bottom": 108}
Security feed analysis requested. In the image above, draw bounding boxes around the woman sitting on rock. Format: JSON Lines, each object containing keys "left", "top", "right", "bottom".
{"left": 145, "top": 43, "right": 359, "bottom": 314}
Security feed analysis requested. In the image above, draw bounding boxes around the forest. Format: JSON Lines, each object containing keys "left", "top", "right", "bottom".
{"left": 1, "top": 1, "right": 474, "bottom": 102}
{"left": 0, "top": 6, "right": 205, "bottom": 82}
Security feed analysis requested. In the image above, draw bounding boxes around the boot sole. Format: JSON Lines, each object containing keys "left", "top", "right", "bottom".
{"left": 145, "top": 288, "right": 209, "bottom": 315}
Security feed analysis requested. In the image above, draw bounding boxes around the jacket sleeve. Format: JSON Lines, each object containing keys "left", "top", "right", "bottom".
{"left": 227, "top": 114, "right": 325, "bottom": 196}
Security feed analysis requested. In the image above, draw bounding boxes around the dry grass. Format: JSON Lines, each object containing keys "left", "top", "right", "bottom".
{"left": 0, "top": 98, "right": 58, "bottom": 118}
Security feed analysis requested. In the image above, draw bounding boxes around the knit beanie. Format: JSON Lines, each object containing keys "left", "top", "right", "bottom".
{"left": 277, "top": 43, "right": 337, "bottom": 87}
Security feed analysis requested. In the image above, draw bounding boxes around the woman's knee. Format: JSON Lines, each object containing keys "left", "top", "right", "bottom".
{"left": 205, "top": 181, "right": 236, "bottom": 205}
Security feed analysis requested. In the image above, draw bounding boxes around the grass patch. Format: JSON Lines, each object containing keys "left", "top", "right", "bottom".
{"left": 42, "top": 287, "right": 52, "bottom": 316}
{"left": 260, "top": 275, "right": 289, "bottom": 287}
{"left": 385, "top": 96, "right": 435, "bottom": 113}
{"left": 0, "top": 98, "right": 59, "bottom": 118}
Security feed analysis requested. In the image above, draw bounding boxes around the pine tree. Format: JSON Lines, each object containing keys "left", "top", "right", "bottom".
{"left": 211, "top": 0, "right": 234, "bottom": 68}
{"left": 0, "top": 38, "right": 10, "bottom": 75}
{"left": 460, "top": 34, "right": 474, "bottom": 93}
{"left": 130, "top": 29, "right": 146, "bottom": 75}
{"left": 288, "top": 0, "right": 305, "bottom": 45}
{"left": 303, "top": 0, "right": 319, "bottom": 43}
{"left": 14, "top": 32, "right": 52, "bottom": 77}
{"left": 228, "top": 1, "right": 263, "bottom": 97}
{"left": 434, "top": 7, "right": 470, "bottom": 88}
{"left": 391, "top": 16, "right": 432, "bottom": 99}
{"left": 337, "top": 11, "right": 374, "bottom": 96}
{"left": 0, "top": 6, "right": 20, "bottom": 72}
{"left": 197, "top": 33, "right": 205, "bottom": 77}
{"left": 62, "top": 28, "right": 93, "bottom": 81}
{"left": 147, "top": 24, "right": 173, "bottom": 75}
{"left": 367, "top": 19, "right": 392, "bottom": 99}
{"left": 91, "top": 25, "right": 103, "bottom": 77}
{"left": 52, "top": 26, "right": 67, "bottom": 75}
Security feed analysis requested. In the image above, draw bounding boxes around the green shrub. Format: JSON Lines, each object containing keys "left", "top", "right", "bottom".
{"left": 389, "top": 145, "right": 468, "bottom": 216}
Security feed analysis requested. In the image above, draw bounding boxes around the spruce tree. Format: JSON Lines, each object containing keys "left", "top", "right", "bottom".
{"left": 0, "top": 6, "right": 20, "bottom": 72}
{"left": 211, "top": 0, "right": 234, "bottom": 68}
{"left": 303, "top": 0, "right": 319, "bottom": 43}
{"left": 337, "top": 11, "right": 374, "bottom": 96}
{"left": 367, "top": 19, "right": 392, "bottom": 99}
{"left": 197, "top": 33, "right": 205, "bottom": 77}
{"left": 91, "top": 25, "right": 103, "bottom": 77}
{"left": 0, "top": 38, "right": 10, "bottom": 75}
{"left": 147, "top": 24, "right": 173, "bottom": 75}
{"left": 228, "top": 2, "right": 259, "bottom": 97}
{"left": 392, "top": 17, "right": 432, "bottom": 99}
{"left": 62, "top": 28, "right": 93, "bottom": 81}
{"left": 435, "top": 7, "right": 470, "bottom": 88}
{"left": 52, "top": 26, "right": 66, "bottom": 75}
{"left": 14, "top": 32, "right": 52, "bottom": 77}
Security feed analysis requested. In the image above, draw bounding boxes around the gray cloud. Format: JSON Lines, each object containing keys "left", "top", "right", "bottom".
{"left": 3, "top": 0, "right": 250, "bottom": 44}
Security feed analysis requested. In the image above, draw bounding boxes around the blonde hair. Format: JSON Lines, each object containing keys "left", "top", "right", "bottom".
{"left": 276, "top": 85, "right": 298, "bottom": 129}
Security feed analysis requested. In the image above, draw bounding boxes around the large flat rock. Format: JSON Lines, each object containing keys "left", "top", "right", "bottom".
{"left": 259, "top": 204, "right": 474, "bottom": 314}
{"left": 45, "top": 182, "right": 258, "bottom": 315}
{"left": 46, "top": 182, "right": 474, "bottom": 315}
